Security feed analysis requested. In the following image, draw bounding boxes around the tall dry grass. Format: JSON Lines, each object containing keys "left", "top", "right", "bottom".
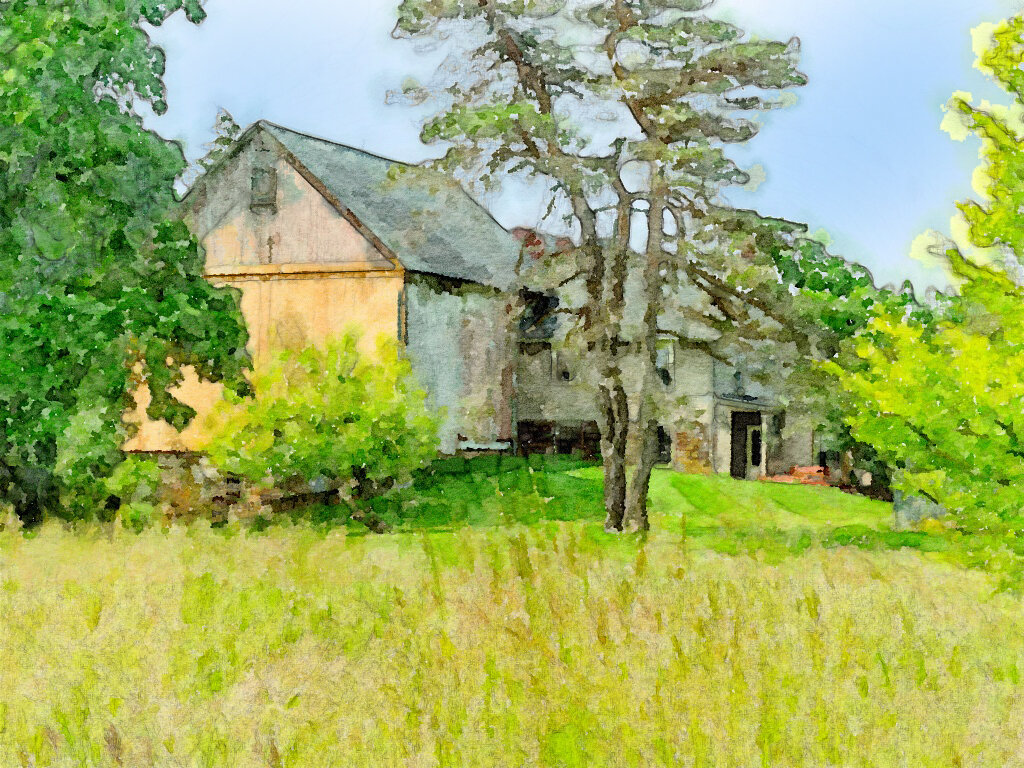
{"left": 1, "top": 520, "right": 1022, "bottom": 767}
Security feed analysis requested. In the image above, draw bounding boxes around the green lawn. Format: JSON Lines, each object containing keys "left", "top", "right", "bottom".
{"left": 347, "top": 457, "right": 934, "bottom": 563}
{"left": 2, "top": 460, "right": 1023, "bottom": 766}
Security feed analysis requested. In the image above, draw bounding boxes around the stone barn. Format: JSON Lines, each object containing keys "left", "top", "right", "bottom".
{"left": 514, "top": 329, "right": 816, "bottom": 479}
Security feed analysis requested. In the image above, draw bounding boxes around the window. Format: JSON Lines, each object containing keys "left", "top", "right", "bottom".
{"left": 397, "top": 289, "right": 408, "bottom": 344}
{"left": 554, "top": 350, "right": 575, "bottom": 382}
{"left": 750, "top": 427, "right": 763, "bottom": 468}
{"left": 519, "top": 291, "right": 558, "bottom": 341}
{"left": 657, "top": 426, "right": 672, "bottom": 464}
{"left": 250, "top": 167, "right": 278, "bottom": 212}
{"left": 656, "top": 339, "right": 675, "bottom": 385}
{"left": 771, "top": 412, "right": 786, "bottom": 436}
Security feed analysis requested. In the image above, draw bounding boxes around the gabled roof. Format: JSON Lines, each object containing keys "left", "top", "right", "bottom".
{"left": 256, "top": 122, "right": 520, "bottom": 290}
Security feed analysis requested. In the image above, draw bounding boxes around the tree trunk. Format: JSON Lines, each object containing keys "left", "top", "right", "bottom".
{"left": 621, "top": 190, "right": 668, "bottom": 534}
{"left": 602, "top": 443, "right": 627, "bottom": 532}
{"left": 624, "top": 418, "right": 659, "bottom": 532}
{"left": 595, "top": 242, "right": 631, "bottom": 533}
{"left": 600, "top": 380, "right": 629, "bottom": 531}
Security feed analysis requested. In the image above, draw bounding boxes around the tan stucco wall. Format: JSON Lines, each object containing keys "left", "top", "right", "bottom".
{"left": 220, "top": 268, "right": 403, "bottom": 366}
{"left": 124, "top": 270, "right": 403, "bottom": 453}
{"left": 125, "top": 131, "right": 402, "bottom": 453}
{"left": 123, "top": 366, "right": 226, "bottom": 454}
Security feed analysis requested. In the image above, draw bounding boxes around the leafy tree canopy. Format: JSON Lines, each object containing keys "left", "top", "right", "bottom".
{"left": 0, "top": 0, "right": 249, "bottom": 522}
{"left": 827, "top": 15, "right": 1024, "bottom": 529}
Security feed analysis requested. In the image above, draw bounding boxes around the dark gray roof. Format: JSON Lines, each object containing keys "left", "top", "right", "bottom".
{"left": 260, "top": 122, "right": 519, "bottom": 290}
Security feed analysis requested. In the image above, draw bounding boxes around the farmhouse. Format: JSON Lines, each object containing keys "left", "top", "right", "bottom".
{"left": 126, "top": 122, "right": 816, "bottom": 480}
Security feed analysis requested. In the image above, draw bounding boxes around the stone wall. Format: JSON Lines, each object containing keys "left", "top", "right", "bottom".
{"left": 405, "top": 274, "right": 514, "bottom": 453}
{"left": 145, "top": 453, "right": 235, "bottom": 521}
{"left": 673, "top": 424, "right": 712, "bottom": 474}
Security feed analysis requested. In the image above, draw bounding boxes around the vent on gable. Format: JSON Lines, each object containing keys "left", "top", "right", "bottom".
{"left": 250, "top": 167, "right": 278, "bottom": 212}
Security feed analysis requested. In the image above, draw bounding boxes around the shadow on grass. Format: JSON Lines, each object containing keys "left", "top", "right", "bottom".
{"left": 279, "top": 454, "right": 605, "bottom": 535}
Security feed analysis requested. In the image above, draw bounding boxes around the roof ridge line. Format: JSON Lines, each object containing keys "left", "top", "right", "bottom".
{"left": 259, "top": 120, "right": 415, "bottom": 169}
{"left": 260, "top": 121, "right": 512, "bottom": 238}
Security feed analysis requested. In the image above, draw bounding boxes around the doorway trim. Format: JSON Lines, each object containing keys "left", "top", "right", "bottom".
{"left": 730, "top": 410, "right": 763, "bottom": 480}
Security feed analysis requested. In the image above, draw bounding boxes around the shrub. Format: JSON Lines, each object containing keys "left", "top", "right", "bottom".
{"left": 52, "top": 401, "right": 125, "bottom": 522}
{"left": 202, "top": 334, "right": 441, "bottom": 531}
{"left": 104, "top": 456, "right": 162, "bottom": 531}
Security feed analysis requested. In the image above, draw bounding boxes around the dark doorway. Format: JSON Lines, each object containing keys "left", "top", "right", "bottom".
{"left": 553, "top": 422, "right": 582, "bottom": 455}
{"left": 516, "top": 420, "right": 601, "bottom": 459}
{"left": 656, "top": 426, "right": 672, "bottom": 465}
{"left": 730, "top": 411, "right": 763, "bottom": 480}
{"left": 517, "top": 420, "right": 553, "bottom": 455}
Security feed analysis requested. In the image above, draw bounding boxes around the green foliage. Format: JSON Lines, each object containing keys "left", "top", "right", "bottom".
{"left": 826, "top": 16, "right": 1024, "bottom": 529}
{"left": 422, "top": 102, "right": 558, "bottom": 144}
{"left": 200, "top": 109, "right": 243, "bottom": 171}
{"left": 104, "top": 456, "right": 162, "bottom": 531}
{"left": 949, "top": 16, "right": 1024, "bottom": 255}
{"left": 182, "top": 108, "right": 243, "bottom": 187}
{"left": 827, "top": 256, "right": 1024, "bottom": 529}
{"left": 0, "top": 1, "right": 250, "bottom": 522}
{"left": 203, "top": 334, "right": 441, "bottom": 506}
{"left": 775, "top": 238, "right": 926, "bottom": 460}
{"left": 336, "top": 454, "right": 600, "bottom": 531}
{"left": 52, "top": 400, "right": 124, "bottom": 522}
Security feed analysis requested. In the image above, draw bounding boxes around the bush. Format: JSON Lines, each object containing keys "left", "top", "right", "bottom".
{"left": 202, "top": 334, "right": 441, "bottom": 530}
{"left": 104, "top": 456, "right": 162, "bottom": 532}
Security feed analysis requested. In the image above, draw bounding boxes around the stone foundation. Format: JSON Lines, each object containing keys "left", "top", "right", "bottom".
{"left": 142, "top": 453, "right": 240, "bottom": 521}
{"left": 141, "top": 453, "right": 347, "bottom": 522}
{"left": 673, "top": 426, "right": 712, "bottom": 474}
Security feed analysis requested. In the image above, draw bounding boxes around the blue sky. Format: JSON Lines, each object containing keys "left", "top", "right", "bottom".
{"left": 147, "top": 0, "right": 1019, "bottom": 290}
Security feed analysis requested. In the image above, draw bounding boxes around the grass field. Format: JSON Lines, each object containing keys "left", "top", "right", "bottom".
{"left": 2, "top": 461, "right": 1023, "bottom": 766}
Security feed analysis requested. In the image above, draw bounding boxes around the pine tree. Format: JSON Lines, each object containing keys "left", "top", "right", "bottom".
{"left": 395, "top": 0, "right": 811, "bottom": 530}
{"left": 181, "top": 108, "right": 244, "bottom": 188}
